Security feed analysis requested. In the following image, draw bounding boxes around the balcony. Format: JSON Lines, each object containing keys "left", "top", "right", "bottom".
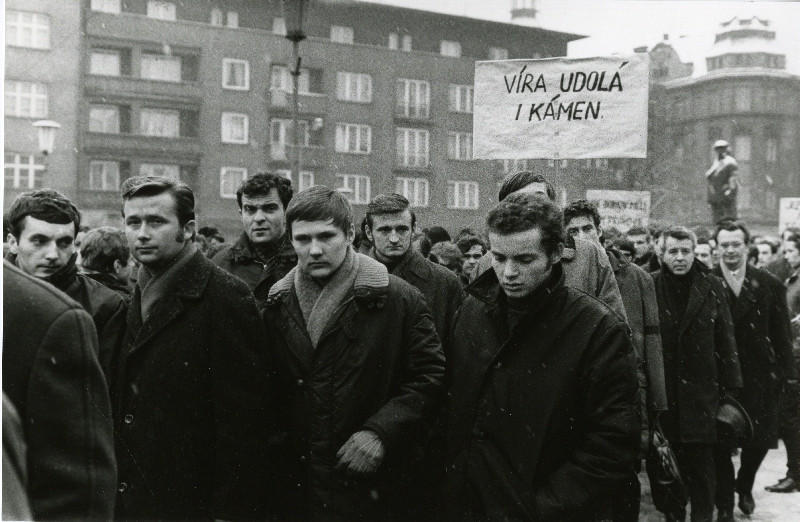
{"left": 84, "top": 132, "right": 204, "bottom": 162}
{"left": 269, "top": 144, "right": 328, "bottom": 168}
{"left": 269, "top": 89, "right": 328, "bottom": 115}
{"left": 86, "top": 75, "right": 203, "bottom": 103}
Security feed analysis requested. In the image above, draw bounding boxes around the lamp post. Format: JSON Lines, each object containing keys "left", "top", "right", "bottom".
{"left": 33, "top": 120, "right": 61, "bottom": 157}
{"left": 282, "top": 0, "right": 310, "bottom": 183}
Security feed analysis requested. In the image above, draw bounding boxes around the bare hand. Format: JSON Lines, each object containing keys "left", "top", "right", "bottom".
{"left": 335, "top": 430, "right": 385, "bottom": 476}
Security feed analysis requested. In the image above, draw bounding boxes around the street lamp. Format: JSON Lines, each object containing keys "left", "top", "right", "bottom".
{"left": 282, "top": 0, "right": 310, "bottom": 183}
{"left": 33, "top": 120, "right": 61, "bottom": 156}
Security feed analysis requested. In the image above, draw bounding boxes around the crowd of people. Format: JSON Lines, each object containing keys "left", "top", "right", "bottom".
{"left": 2, "top": 169, "right": 799, "bottom": 522}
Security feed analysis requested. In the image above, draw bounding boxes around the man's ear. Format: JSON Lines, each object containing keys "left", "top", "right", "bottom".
{"left": 113, "top": 258, "right": 125, "bottom": 275}
{"left": 364, "top": 223, "right": 374, "bottom": 243}
{"left": 347, "top": 223, "right": 356, "bottom": 245}
{"left": 549, "top": 242, "right": 564, "bottom": 265}
{"left": 7, "top": 234, "right": 18, "bottom": 255}
{"left": 183, "top": 220, "right": 196, "bottom": 242}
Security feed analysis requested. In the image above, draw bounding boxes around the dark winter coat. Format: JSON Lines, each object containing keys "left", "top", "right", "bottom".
{"left": 713, "top": 264, "right": 797, "bottom": 447}
{"left": 262, "top": 254, "right": 446, "bottom": 520}
{"left": 111, "top": 251, "right": 270, "bottom": 521}
{"left": 445, "top": 263, "right": 640, "bottom": 521}
{"left": 82, "top": 271, "right": 132, "bottom": 299}
{"left": 2, "top": 261, "right": 117, "bottom": 520}
{"left": 212, "top": 231, "right": 297, "bottom": 301}
{"left": 653, "top": 262, "right": 742, "bottom": 443}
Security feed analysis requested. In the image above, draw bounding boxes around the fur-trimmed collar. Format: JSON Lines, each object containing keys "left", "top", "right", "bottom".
{"left": 265, "top": 250, "right": 389, "bottom": 307}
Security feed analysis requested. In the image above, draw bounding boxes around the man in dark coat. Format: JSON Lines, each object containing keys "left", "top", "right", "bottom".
{"left": 113, "top": 176, "right": 270, "bottom": 521}
{"left": 445, "top": 193, "right": 640, "bottom": 521}
{"left": 712, "top": 220, "right": 797, "bottom": 518}
{"left": 212, "top": 171, "right": 297, "bottom": 301}
{"left": 564, "top": 199, "right": 667, "bottom": 520}
{"left": 706, "top": 140, "right": 739, "bottom": 223}
{"left": 653, "top": 226, "right": 742, "bottom": 522}
{"left": 79, "top": 226, "right": 134, "bottom": 298}
{"left": 262, "top": 186, "right": 446, "bottom": 520}
{"left": 3, "top": 261, "right": 117, "bottom": 520}
{"left": 364, "top": 193, "right": 465, "bottom": 518}
{"left": 5, "top": 190, "right": 127, "bottom": 376}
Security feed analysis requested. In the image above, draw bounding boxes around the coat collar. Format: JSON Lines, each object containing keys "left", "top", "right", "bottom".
{"left": 228, "top": 231, "right": 294, "bottom": 265}
{"left": 385, "top": 249, "right": 430, "bottom": 282}
{"left": 676, "top": 261, "right": 712, "bottom": 334}
{"left": 265, "top": 251, "right": 389, "bottom": 307}
{"left": 712, "top": 263, "right": 759, "bottom": 320}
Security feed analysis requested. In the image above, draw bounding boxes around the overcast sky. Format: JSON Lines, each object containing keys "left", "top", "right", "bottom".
{"left": 362, "top": 0, "right": 800, "bottom": 74}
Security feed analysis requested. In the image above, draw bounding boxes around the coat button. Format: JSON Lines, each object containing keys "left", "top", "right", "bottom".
{"left": 124, "top": 414, "right": 134, "bottom": 424}
{"left": 296, "top": 379, "right": 304, "bottom": 387}
{"left": 118, "top": 482, "right": 128, "bottom": 493}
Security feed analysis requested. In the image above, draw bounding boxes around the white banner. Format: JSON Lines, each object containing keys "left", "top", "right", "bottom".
{"left": 779, "top": 197, "right": 800, "bottom": 233}
{"left": 473, "top": 54, "right": 649, "bottom": 160}
{"left": 586, "top": 190, "right": 651, "bottom": 232}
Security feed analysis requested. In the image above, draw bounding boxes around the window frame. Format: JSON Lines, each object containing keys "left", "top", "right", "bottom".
{"left": 89, "top": 104, "right": 121, "bottom": 134}
{"left": 147, "top": 1, "right": 177, "bottom": 21}
{"left": 219, "top": 167, "right": 248, "bottom": 198}
{"left": 448, "top": 131, "right": 473, "bottom": 161}
{"left": 210, "top": 8, "right": 223, "bottom": 25}
{"left": 90, "top": 49, "right": 121, "bottom": 76}
{"left": 88, "top": 160, "right": 121, "bottom": 192}
{"left": 335, "top": 123, "right": 372, "bottom": 154}
{"left": 140, "top": 53, "right": 182, "bottom": 82}
{"left": 91, "top": 0, "right": 121, "bottom": 13}
{"left": 330, "top": 25, "right": 354, "bottom": 44}
{"left": 6, "top": 10, "right": 50, "bottom": 49}
{"left": 222, "top": 58, "right": 250, "bottom": 90}
{"left": 448, "top": 84, "right": 474, "bottom": 113}
{"left": 447, "top": 180, "right": 480, "bottom": 210}
{"left": 4, "top": 153, "right": 45, "bottom": 190}
{"left": 221, "top": 112, "right": 249, "bottom": 144}
{"left": 396, "top": 127, "right": 430, "bottom": 168}
{"left": 336, "top": 72, "right": 372, "bottom": 103}
{"left": 140, "top": 108, "right": 181, "bottom": 137}
{"left": 226, "top": 11, "right": 239, "bottom": 28}
{"left": 396, "top": 79, "right": 430, "bottom": 119}
{"left": 440, "top": 40, "right": 462, "bottom": 58}
{"left": 395, "top": 177, "right": 430, "bottom": 208}
{"left": 336, "top": 174, "right": 371, "bottom": 205}
{"left": 488, "top": 46, "right": 509, "bottom": 60}
{"left": 4, "top": 81, "right": 48, "bottom": 118}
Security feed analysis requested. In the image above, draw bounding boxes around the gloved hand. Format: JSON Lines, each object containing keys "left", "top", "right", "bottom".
{"left": 335, "top": 430, "right": 385, "bottom": 476}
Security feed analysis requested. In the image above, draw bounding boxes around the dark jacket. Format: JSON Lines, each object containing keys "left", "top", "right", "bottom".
{"left": 262, "top": 254, "right": 446, "bottom": 520}
{"left": 608, "top": 249, "right": 667, "bottom": 452}
{"left": 3, "top": 261, "right": 116, "bottom": 520}
{"left": 111, "top": 251, "right": 270, "bottom": 521}
{"left": 445, "top": 263, "right": 640, "bottom": 521}
{"left": 6, "top": 253, "right": 127, "bottom": 378}
{"left": 713, "top": 264, "right": 797, "bottom": 447}
{"left": 212, "top": 231, "right": 297, "bottom": 300}
{"left": 635, "top": 250, "right": 661, "bottom": 273}
{"left": 82, "top": 271, "right": 132, "bottom": 299}
{"left": 377, "top": 249, "right": 465, "bottom": 355}
{"left": 653, "top": 262, "right": 742, "bottom": 443}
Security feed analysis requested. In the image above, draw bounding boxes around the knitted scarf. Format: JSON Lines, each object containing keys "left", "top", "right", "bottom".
{"left": 136, "top": 242, "right": 197, "bottom": 322}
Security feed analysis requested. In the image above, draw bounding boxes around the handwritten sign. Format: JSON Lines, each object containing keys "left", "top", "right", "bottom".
{"left": 473, "top": 54, "right": 649, "bottom": 160}
{"left": 780, "top": 198, "right": 800, "bottom": 233}
{"left": 586, "top": 190, "right": 650, "bottom": 232}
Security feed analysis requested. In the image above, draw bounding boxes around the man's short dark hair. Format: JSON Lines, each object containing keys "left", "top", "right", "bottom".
{"left": 423, "top": 226, "right": 451, "bottom": 246}
{"left": 563, "top": 199, "right": 601, "bottom": 228}
{"left": 626, "top": 226, "right": 650, "bottom": 238}
{"left": 430, "top": 241, "right": 463, "bottom": 272}
{"left": 498, "top": 171, "right": 556, "bottom": 202}
{"left": 786, "top": 233, "right": 800, "bottom": 253}
{"left": 80, "top": 226, "right": 129, "bottom": 273}
{"left": 714, "top": 219, "right": 751, "bottom": 244}
{"left": 486, "top": 192, "right": 564, "bottom": 257}
{"left": 7, "top": 189, "right": 81, "bottom": 238}
{"left": 285, "top": 186, "right": 352, "bottom": 236}
{"left": 662, "top": 226, "right": 698, "bottom": 250}
{"left": 236, "top": 172, "right": 293, "bottom": 210}
{"left": 456, "top": 235, "right": 487, "bottom": 255}
{"left": 197, "top": 226, "right": 220, "bottom": 238}
{"left": 121, "top": 176, "right": 196, "bottom": 229}
{"left": 755, "top": 238, "right": 778, "bottom": 254}
{"left": 614, "top": 239, "right": 635, "bottom": 258}
{"left": 696, "top": 237, "right": 711, "bottom": 246}
{"left": 411, "top": 232, "right": 432, "bottom": 259}
{"left": 365, "top": 193, "right": 416, "bottom": 229}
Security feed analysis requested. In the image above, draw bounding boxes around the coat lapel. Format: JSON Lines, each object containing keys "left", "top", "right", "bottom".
{"left": 733, "top": 268, "right": 758, "bottom": 322}
{"left": 278, "top": 290, "right": 315, "bottom": 370}
{"left": 679, "top": 271, "right": 711, "bottom": 335}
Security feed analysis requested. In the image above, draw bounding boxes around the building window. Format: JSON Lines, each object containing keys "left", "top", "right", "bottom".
{"left": 402, "top": 35, "right": 412, "bottom": 51}
{"left": 140, "top": 108, "right": 180, "bottom": 137}
{"left": 90, "top": 50, "right": 121, "bottom": 76}
{"left": 226, "top": 11, "right": 239, "bottom": 28}
{"left": 396, "top": 128, "right": 429, "bottom": 168}
{"left": 220, "top": 167, "right": 247, "bottom": 198}
{"left": 388, "top": 33, "right": 399, "bottom": 50}
{"left": 271, "top": 65, "right": 311, "bottom": 93}
{"left": 271, "top": 118, "right": 307, "bottom": 150}
{"left": 440, "top": 40, "right": 461, "bottom": 58}
{"left": 735, "top": 87, "right": 751, "bottom": 112}
{"left": 141, "top": 53, "right": 181, "bottom": 82}
{"left": 210, "top": 8, "right": 223, "bottom": 25}
{"left": 222, "top": 59, "right": 249, "bottom": 90}
{"left": 6, "top": 11, "right": 50, "bottom": 49}
{"left": 331, "top": 25, "right": 354, "bottom": 44}
{"left": 448, "top": 84, "right": 473, "bottom": 113}
{"left": 447, "top": 181, "right": 479, "bottom": 209}
{"left": 90, "top": 105, "right": 120, "bottom": 133}
{"left": 734, "top": 135, "right": 751, "bottom": 162}
{"left": 335, "top": 123, "right": 372, "bottom": 154}
{"left": 395, "top": 177, "right": 429, "bottom": 207}
{"left": 140, "top": 163, "right": 180, "bottom": 181}
{"left": 276, "top": 169, "right": 315, "bottom": 192}
{"left": 766, "top": 137, "right": 778, "bottom": 164}
{"left": 396, "top": 79, "right": 430, "bottom": 119}
{"left": 488, "top": 46, "right": 508, "bottom": 60}
{"left": 272, "top": 17, "right": 286, "bottom": 35}
{"left": 147, "top": 1, "right": 176, "bottom": 21}
{"left": 448, "top": 132, "right": 473, "bottom": 160}
{"left": 4, "top": 153, "right": 44, "bottom": 190}
{"left": 336, "top": 72, "right": 372, "bottom": 103}
{"left": 89, "top": 160, "right": 120, "bottom": 192}
{"left": 503, "top": 158, "right": 531, "bottom": 173}
{"left": 91, "top": 0, "right": 121, "bottom": 13}
{"left": 336, "top": 174, "right": 370, "bottom": 204}
{"left": 4, "top": 81, "right": 47, "bottom": 118}
{"left": 221, "top": 112, "right": 249, "bottom": 144}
